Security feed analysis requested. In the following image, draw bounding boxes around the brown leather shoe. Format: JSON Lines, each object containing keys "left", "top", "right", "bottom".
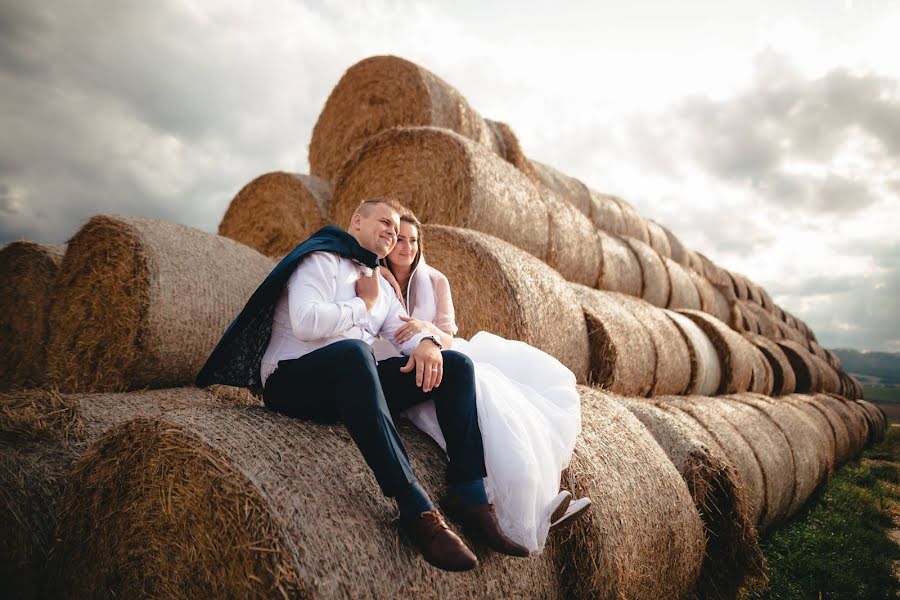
{"left": 399, "top": 510, "right": 478, "bottom": 571}
{"left": 443, "top": 494, "right": 530, "bottom": 557}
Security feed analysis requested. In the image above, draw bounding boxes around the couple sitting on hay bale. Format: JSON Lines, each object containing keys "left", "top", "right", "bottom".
{"left": 197, "top": 198, "right": 591, "bottom": 571}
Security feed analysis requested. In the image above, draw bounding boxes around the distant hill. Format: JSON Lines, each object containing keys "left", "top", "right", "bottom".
{"left": 833, "top": 349, "right": 900, "bottom": 385}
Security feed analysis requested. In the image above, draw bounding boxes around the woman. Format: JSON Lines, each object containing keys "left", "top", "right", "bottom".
{"left": 375, "top": 214, "right": 591, "bottom": 554}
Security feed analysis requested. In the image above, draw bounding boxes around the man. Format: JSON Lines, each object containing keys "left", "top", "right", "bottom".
{"left": 197, "top": 198, "right": 528, "bottom": 571}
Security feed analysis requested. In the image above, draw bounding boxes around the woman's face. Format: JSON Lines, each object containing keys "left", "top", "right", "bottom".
{"left": 388, "top": 221, "right": 419, "bottom": 268}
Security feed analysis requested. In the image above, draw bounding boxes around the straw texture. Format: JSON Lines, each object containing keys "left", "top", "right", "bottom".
{"left": 611, "top": 197, "right": 650, "bottom": 243}
{"left": 666, "top": 258, "right": 702, "bottom": 310}
{"left": 746, "top": 345, "right": 774, "bottom": 396}
{"left": 588, "top": 191, "right": 627, "bottom": 235}
{"left": 776, "top": 340, "right": 820, "bottom": 393}
{"left": 426, "top": 225, "right": 590, "bottom": 382}
{"left": 619, "top": 399, "right": 765, "bottom": 599}
{"left": 779, "top": 395, "right": 837, "bottom": 475}
{"left": 45, "top": 215, "right": 276, "bottom": 392}
{"left": 531, "top": 160, "right": 593, "bottom": 219}
{"left": 665, "top": 310, "right": 722, "bottom": 396}
{"left": 596, "top": 231, "right": 643, "bottom": 296}
{"left": 560, "top": 387, "right": 705, "bottom": 600}
{"left": 331, "top": 126, "right": 552, "bottom": 264}
{"left": 856, "top": 399, "right": 886, "bottom": 445}
{"left": 571, "top": 285, "right": 655, "bottom": 396}
{"left": 644, "top": 220, "right": 672, "bottom": 259}
{"left": 677, "top": 310, "right": 754, "bottom": 394}
{"left": 788, "top": 394, "right": 851, "bottom": 467}
{"left": 542, "top": 189, "right": 603, "bottom": 287}
{"left": 814, "top": 394, "right": 866, "bottom": 458}
{"left": 623, "top": 236, "right": 670, "bottom": 307}
{"left": 0, "top": 241, "right": 64, "bottom": 390}
{"left": 49, "top": 405, "right": 564, "bottom": 599}
{"left": 218, "top": 171, "right": 331, "bottom": 257}
{"left": 744, "top": 333, "right": 796, "bottom": 396}
{"left": 661, "top": 225, "right": 688, "bottom": 266}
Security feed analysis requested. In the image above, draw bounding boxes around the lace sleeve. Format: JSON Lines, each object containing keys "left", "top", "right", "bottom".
{"left": 431, "top": 270, "right": 459, "bottom": 335}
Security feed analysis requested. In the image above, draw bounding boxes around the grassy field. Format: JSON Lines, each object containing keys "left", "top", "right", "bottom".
{"left": 863, "top": 384, "right": 900, "bottom": 404}
{"left": 742, "top": 425, "right": 900, "bottom": 600}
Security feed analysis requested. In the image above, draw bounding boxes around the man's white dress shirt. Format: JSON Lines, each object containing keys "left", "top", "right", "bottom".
{"left": 260, "top": 251, "right": 432, "bottom": 386}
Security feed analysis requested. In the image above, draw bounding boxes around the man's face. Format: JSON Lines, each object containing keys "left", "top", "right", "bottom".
{"left": 350, "top": 202, "right": 400, "bottom": 258}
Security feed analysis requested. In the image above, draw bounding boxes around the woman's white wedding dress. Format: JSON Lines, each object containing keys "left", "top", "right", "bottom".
{"left": 375, "top": 258, "right": 580, "bottom": 553}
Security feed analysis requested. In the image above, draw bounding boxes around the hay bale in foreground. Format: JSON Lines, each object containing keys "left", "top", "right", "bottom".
{"left": 744, "top": 333, "right": 797, "bottom": 396}
{"left": 659, "top": 397, "right": 767, "bottom": 529}
{"left": 531, "top": 160, "right": 593, "bottom": 219}
{"left": 619, "top": 399, "right": 765, "bottom": 599}
{"left": 48, "top": 406, "right": 564, "bottom": 599}
{"left": 677, "top": 310, "right": 755, "bottom": 394}
{"left": 0, "top": 241, "right": 64, "bottom": 390}
{"left": 309, "top": 55, "right": 523, "bottom": 183}
{"left": 857, "top": 400, "right": 887, "bottom": 444}
{"left": 45, "top": 215, "right": 276, "bottom": 392}
{"left": 427, "top": 226, "right": 590, "bottom": 382}
{"left": 561, "top": 387, "right": 705, "bottom": 599}
{"left": 331, "top": 127, "right": 553, "bottom": 269}
{"left": 0, "top": 387, "right": 246, "bottom": 600}
{"left": 665, "top": 310, "right": 722, "bottom": 396}
{"left": 217, "top": 172, "right": 331, "bottom": 258}
{"left": 597, "top": 231, "right": 643, "bottom": 296}
{"left": 666, "top": 258, "right": 702, "bottom": 310}
{"left": 728, "top": 394, "right": 829, "bottom": 517}
{"left": 644, "top": 220, "right": 672, "bottom": 259}
{"left": 610, "top": 294, "right": 691, "bottom": 396}
{"left": 589, "top": 191, "right": 627, "bottom": 235}
{"left": 570, "top": 285, "right": 655, "bottom": 396}
{"left": 622, "top": 236, "right": 670, "bottom": 307}
{"left": 776, "top": 340, "right": 820, "bottom": 393}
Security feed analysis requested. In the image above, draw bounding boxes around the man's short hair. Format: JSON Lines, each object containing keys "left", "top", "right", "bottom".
{"left": 353, "top": 197, "right": 406, "bottom": 219}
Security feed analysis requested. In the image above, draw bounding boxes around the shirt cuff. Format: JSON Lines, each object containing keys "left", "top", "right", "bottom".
{"left": 345, "top": 297, "right": 369, "bottom": 327}
{"left": 401, "top": 331, "right": 435, "bottom": 355}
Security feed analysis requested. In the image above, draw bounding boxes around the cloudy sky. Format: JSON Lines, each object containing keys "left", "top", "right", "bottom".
{"left": 2, "top": 0, "right": 898, "bottom": 352}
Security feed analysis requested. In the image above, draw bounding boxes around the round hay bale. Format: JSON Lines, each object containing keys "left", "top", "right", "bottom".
{"left": 618, "top": 398, "right": 765, "bottom": 598}
{"left": 746, "top": 345, "right": 775, "bottom": 396}
{"left": 597, "top": 231, "right": 643, "bottom": 296}
{"left": 561, "top": 387, "right": 705, "bottom": 600}
{"left": 695, "top": 253, "right": 730, "bottom": 289}
{"left": 659, "top": 396, "right": 767, "bottom": 528}
{"left": 610, "top": 196, "right": 650, "bottom": 243}
{"left": 608, "top": 294, "right": 692, "bottom": 396}
{"left": 706, "top": 397, "right": 796, "bottom": 530}
{"left": 0, "top": 387, "right": 241, "bottom": 600}
{"left": 775, "top": 320, "right": 808, "bottom": 345}
{"left": 589, "top": 190, "right": 627, "bottom": 235}
{"left": 644, "top": 219, "right": 672, "bottom": 259}
{"left": 660, "top": 224, "right": 688, "bottom": 266}
{"left": 731, "top": 301, "right": 761, "bottom": 334}
{"left": 809, "top": 355, "right": 841, "bottom": 394}
{"left": 541, "top": 189, "right": 603, "bottom": 286}
{"left": 744, "top": 334, "right": 797, "bottom": 396}
{"left": 622, "top": 236, "right": 670, "bottom": 307}
{"left": 788, "top": 394, "right": 852, "bottom": 467}
{"left": 331, "top": 126, "right": 551, "bottom": 264}
{"left": 687, "top": 269, "right": 717, "bottom": 317}
{"left": 309, "top": 55, "right": 506, "bottom": 183}
{"left": 45, "top": 215, "right": 276, "bottom": 393}
{"left": 484, "top": 119, "right": 540, "bottom": 184}
{"left": 825, "top": 348, "right": 843, "bottom": 371}
{"left": 779, "top": 395, "right": 837, "bottom": 475}
{"left": 728, "top": 394, "right": 829, "bottom": 518}
{"left": 48, "top": 406, "right": 564, "bottom": 599}
{"left": 665, "top": 310, "right": 722, "bottom": 396}
{"left": 686, "top": 250, "right": 705, "bottom": 276}
{"left": 812, "top": 394, "right": 866, "bottom": 459}
{"left": 531, "top": 160, "right": 593, "bottom": 219}
{"left": 829, "top": 393, "right": 872, "bottom": 449}
{"left": 665, "top": 258, "right": 702, "bottom": 310}
{"left": 570, "top": 285, "right": 655, "bottom": 396}
{"left": 745, "top": 279, "right": 764, "bottom": 306}
{"left": 0, "top": 241, "right": 64, "bottom": 390}
{"left": 705, "top": 285, "right": 734, "bottom": 325}
{"left": 217, "top": 172, "right": 331, "bottom": 258}
{"left": 728, "top": 271, "right": 749, "bottom": 300}
{"left": 808, "top": 340, "right": 828, "bottom": 361}
{"left": 677, "top": 310, "right": 755, "bottom": 394}
{"left": 426, "top": 225, "right": 590, "bottom": 382}
{"left": 776, "top": 340, "right": 821, "bottom": 393}
{"left": 742, "top": 301, "right": 778, "bottom": 338}
{"left": 857, "top": 399, "right": 887, "bottom": 444}
{"left": 759, "top": 287, "right": 775, "bottom": 312}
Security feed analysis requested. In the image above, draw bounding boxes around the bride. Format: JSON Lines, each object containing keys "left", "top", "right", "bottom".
{"left": 374, "top": 214, "right": 591, "bottom": 553}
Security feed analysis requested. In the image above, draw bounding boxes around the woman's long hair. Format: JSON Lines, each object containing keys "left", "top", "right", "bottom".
{"left": 386, "top": 213, "right": 424, "bottom": 284}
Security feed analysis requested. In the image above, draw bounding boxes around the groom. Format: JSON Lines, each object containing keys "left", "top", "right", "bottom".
{"left": 197, "top": 197, "right": 528, "bottom": 571}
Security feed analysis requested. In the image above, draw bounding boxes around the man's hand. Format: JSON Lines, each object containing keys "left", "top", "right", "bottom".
{"left": 395, "top": 315, "right": 440, "bottom": 343}
{"left": 355, "top": 267, "right": 380, "bottom": 311}
{"left": 399, "top": 338, "right": 443, "bottom": 392}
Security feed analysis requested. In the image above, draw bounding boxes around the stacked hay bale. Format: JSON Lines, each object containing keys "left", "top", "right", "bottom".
{"left": 622, "top": 236, "right": 670, "bottom": 307}
{"left": 596, "top": 231, "right": 643, "bottom": 296}
{"left": 665, "top": 310, "right": 723, "bottom": 396}
{"left": 45, "top": 215, "right": 275, "bottom": 392}
{"left": 0, "top": 242, "right": 65, "bottom": 390}
{"left": 47, "top": 406, "right": 563, "bottom": 599}
{"left": 218, "top": 172, "right": 331, "bottom": 257}
{"left": 677, "top": 310, "right": 755, "bottom": 394}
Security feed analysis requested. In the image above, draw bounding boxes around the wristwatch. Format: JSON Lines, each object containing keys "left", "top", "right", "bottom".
{"left": 422, "top": 335, "right": 443, "bottom": 350}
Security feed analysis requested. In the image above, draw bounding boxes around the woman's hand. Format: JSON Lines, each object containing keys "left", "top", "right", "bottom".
{"left": 395, "top": 315, "right": 440, "bottom": 343}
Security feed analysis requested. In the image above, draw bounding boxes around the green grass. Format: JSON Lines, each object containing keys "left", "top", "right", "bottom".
{"left": 863, "top": 384, "right": 900, "bottom": 404}
{"left": 742, "top": 427, "right": 900, "bottom": 600}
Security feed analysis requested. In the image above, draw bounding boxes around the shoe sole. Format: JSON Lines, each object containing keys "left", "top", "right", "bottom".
{"left": 550, "top": 498, "right": 592, "bottom": 530}
{"left": 548, "top": 490, "right": 572, "bottom": 524}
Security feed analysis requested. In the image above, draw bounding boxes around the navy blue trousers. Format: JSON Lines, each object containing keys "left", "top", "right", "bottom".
{"left": 263, "top": 339, "right": 487, "bottom": 497}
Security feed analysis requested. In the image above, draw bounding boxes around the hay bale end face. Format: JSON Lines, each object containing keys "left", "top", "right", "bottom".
{"left": 426, "top": 225, "right": 590, "bottom": 382}
{"left": 644, "top": 219, "right": 672, "bottom": 259}
{"left": 775, "top": 340, "right": 820, "bottom": 393}
{"left": 666, "top": 258, "right": 702, "bottom": 310}
{"left": 217, "top": 172, "right": 331, "bottom": 258}
{"left": 562, "top": 388, "right": 705, "bottom": 600}
{"left": 571, "top": 285, "right": 655, "bottom": 396}
{"left": 665, "top": 310, "right": 722, "bottom": 396}
{"left": 588, "top": 191, "right": 627, "bottom": 235}
{"left": 0, "top": 241, "right": 64, "bottom": 390}
{"left": 332, "top": 126, "right": 552, "bottom": 264}
{"left": 45, "top": 215, "right": 276, "bottom": 393}
{"left": 597, "top": 231, "right": 643, "bottom": 296}
{"left": 48, "top": 406, "right": 564, "bottom": 599}
{"left": 677, "top": 310, "right": 754, "bottom": 394}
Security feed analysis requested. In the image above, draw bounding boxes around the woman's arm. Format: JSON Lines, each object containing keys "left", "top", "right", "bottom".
{"left": 431, "top": 270, "right": 457, "bottom": 348}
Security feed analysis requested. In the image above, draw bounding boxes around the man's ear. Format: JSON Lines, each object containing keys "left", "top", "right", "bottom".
{"left": 350, "top": 212, "right": 361, "bottom": 231}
